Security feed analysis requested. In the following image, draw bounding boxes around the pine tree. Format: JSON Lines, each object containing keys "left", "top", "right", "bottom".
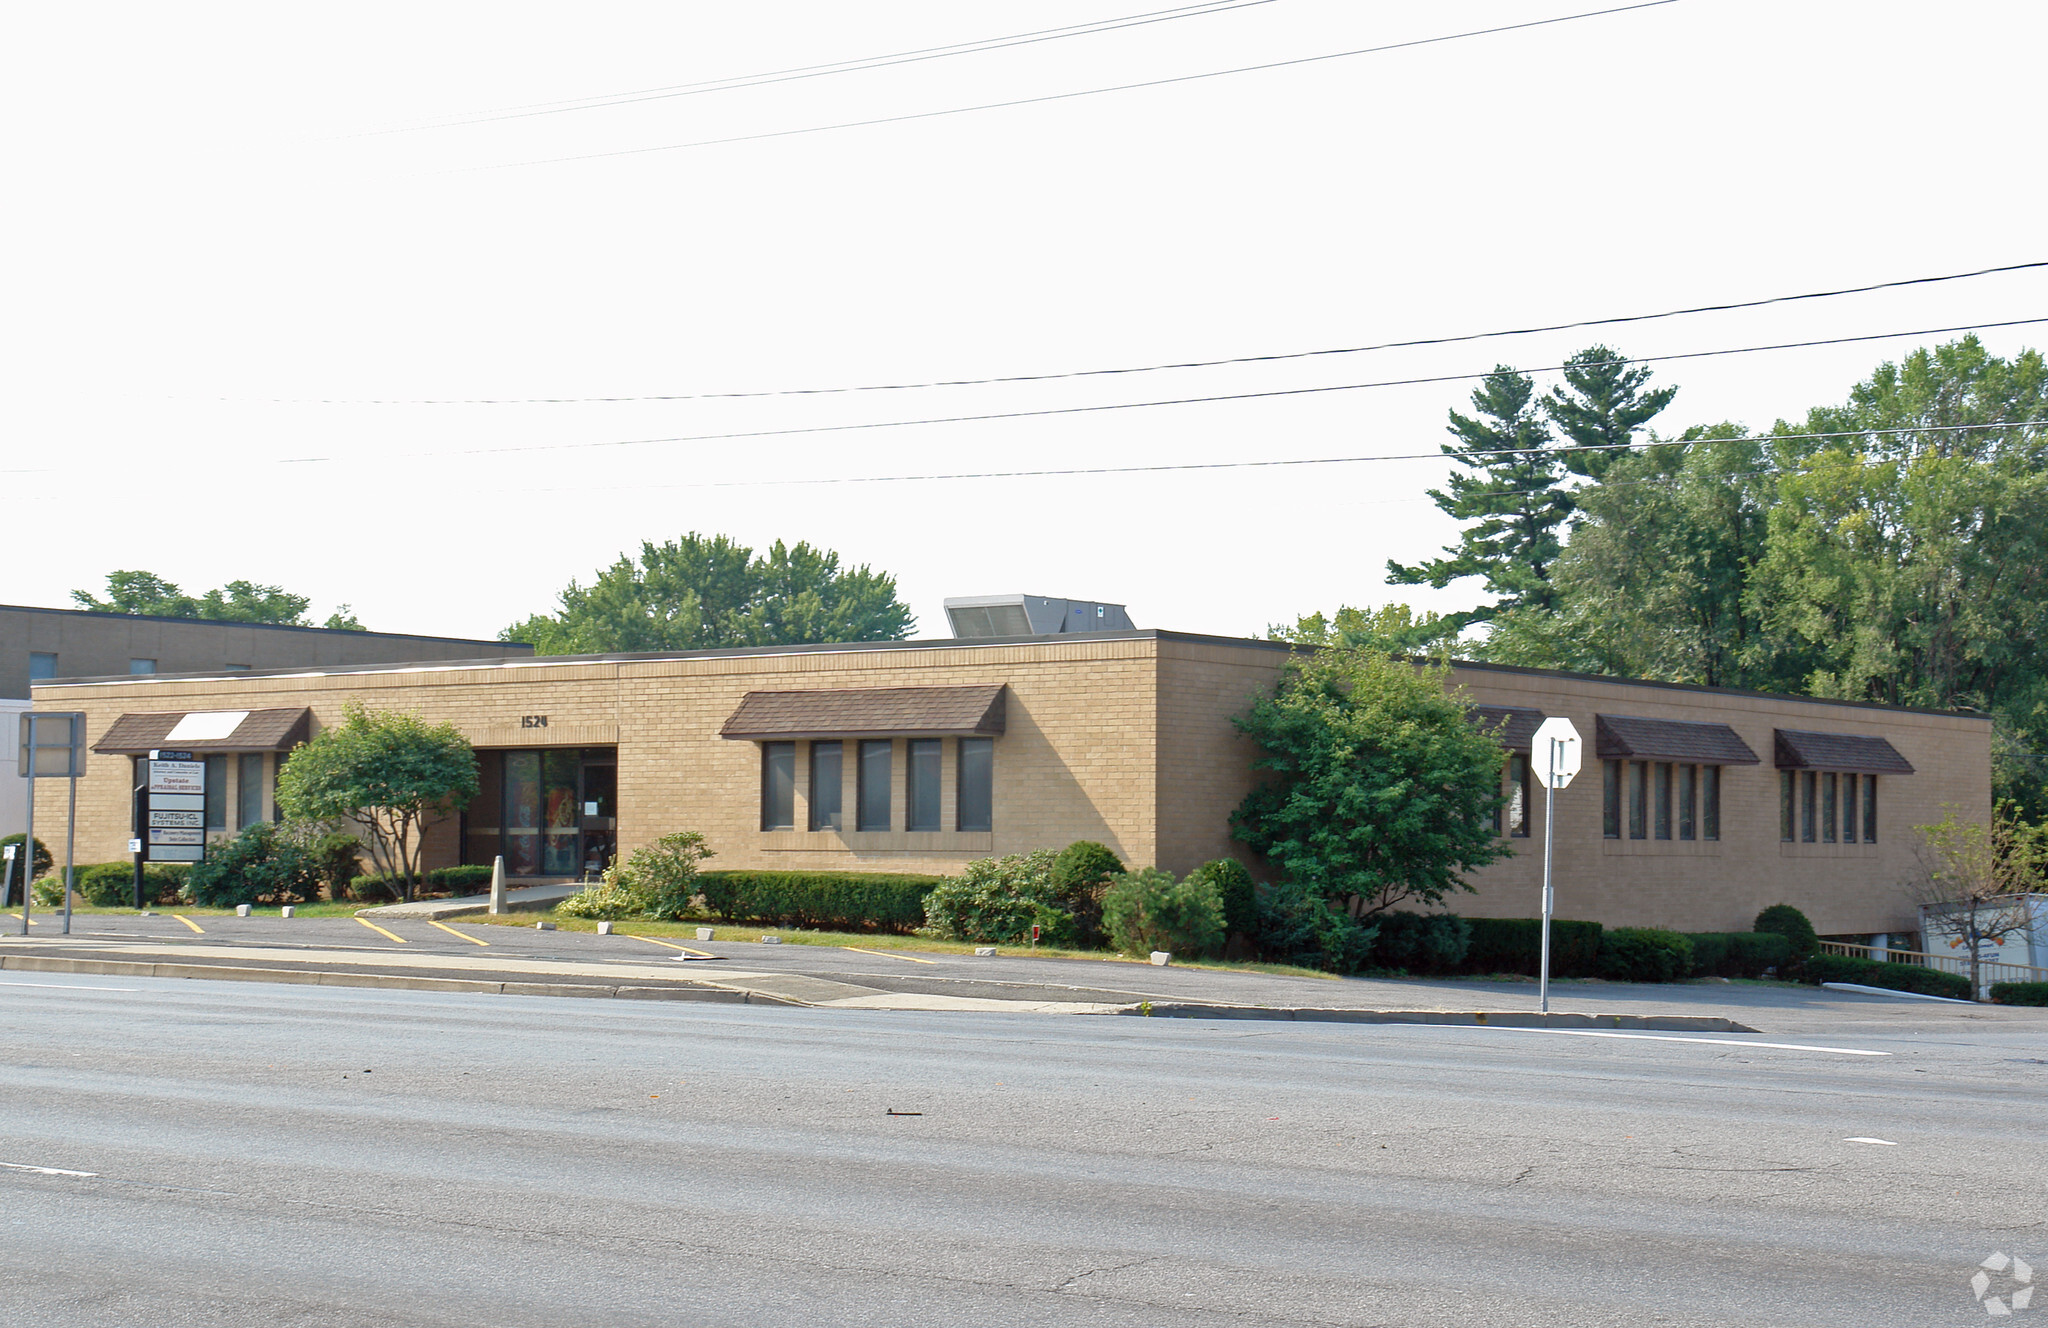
{"left": 1541, "top": 344, "right": 1676, "bottom": 478}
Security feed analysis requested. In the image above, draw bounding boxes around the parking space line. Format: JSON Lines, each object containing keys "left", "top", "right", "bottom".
{"left": 844, "top": 946, "right": 937, "bottom": 965}
{"left": 426, "top": 920, "right": 489, "bottom": 946}
{"left": 6, "top": 914, "right": 40, "bottom": 926}
{"left": 1474, "top": 1027, "right": 1889, "bottom": 1056}
{"left": 624, "top": 933, "right": 716, "bottom": 958}
{"left": 353, "top": 917, "right": 408, "bottom": 944}
{"left": 173, "top": 915, "right": 204, "bottom": 934}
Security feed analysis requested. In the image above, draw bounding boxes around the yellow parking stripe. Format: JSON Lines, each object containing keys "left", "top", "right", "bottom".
{"left": 6, "top": 914, "right": 39, "bottom": 926}
{"left": 844, "top": 946, "right": 937, "bottom": 965}
{"left": 426, "top": 920, "right": 489, "bottom": 946}
{"left": 173, "top": 915, "right": 204, "bottom": 934}
{"left": 354, "top": 917, "right": 407, "bottom": 944}
{"left": 624, "top": 932, "right": 715, "bottom": 958}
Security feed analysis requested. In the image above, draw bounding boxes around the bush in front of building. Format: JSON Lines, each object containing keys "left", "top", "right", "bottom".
{"left": 1461, "top": 918, "right": 1604, "bottom": 977}
{"left": 1752, "top": 904, "right": 1819, "bottom": 964}
{"left": 696, "top": 869, "right": 942, "bottom": 933}
{"left": 188, "top": 823, "right": 323, "bottom": 908}
{"left": 345, "top": 864, "right": 498, "bottom": 901}
{"left": 308, "top": 832, "right": 364, "bottom": 898}
{"left": 1, "top": 833, "right": 53, "bottom": 887}
{"left": 1989, "top": 981, "right": 2048, "bottom": 1006}
{"left": 1598, "top": 928, "right": 1696, "bottom": 983}
{"left": 1049, "top": 841, "right": 1124, "bottom": 947}
{"left": 70, "top": 862, "right": 189, "bottom": 908}
{"left": 1250, "top": 877, "right": 1379, "bottom": 974}
{"left": 1371, "top": 911, "right": 1473, "bottom": 974}
{"left": 1804, "top": 952, "right": 1973, "bottom": 999}
{"left": 556, "top": 863, "right": 652, "bottom": 920}
{"left": 636, "top": 832, "right": 715, "bottom": 921}
{"left": 1102, "top": 867, "right": 1226, "bottom": 960}
{"left": 1186, "top": 858, "right": 1257, "bottom": 942}
{"left": 1684, "top": 931, "right": 1794, "bottom": 979}
{"left": 921, "top": 850, "right": 1070, "bottom": 945}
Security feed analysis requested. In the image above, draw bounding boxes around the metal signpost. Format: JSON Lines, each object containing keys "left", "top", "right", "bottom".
{"left": 134, "top": 750, "right": 208, "bottom": 912}
{"left": 18, "top": 712, "right": 88, "bottom": 936}
{"left": 1528, "top": 716, "right": 1582, "bottom": 1015}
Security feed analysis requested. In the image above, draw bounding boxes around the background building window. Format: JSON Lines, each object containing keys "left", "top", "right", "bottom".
{"left": 237, "top": 753, "right": 264, "bottom": 829}
{"left": 1654, "top": 762, "right": 1673, "bottom": 840}
{"left": 957, "top": 737, "right": 993, "bottom": 833}
{"left": 1780, "top": 771, "right": 1795, "bottom": 841}
{"left": 1702, "top": 765, "right": 1720, "bottom": 841}
{"left": 857, "top": 740, "right": 892, "bottom": 832}
{"left": 1862, "top": 774, "right": 1878, "bottom": 842}
{"left": 29, "top": 652, "right": 57, "bottom": 681}
{"left": 204, "top": 754, "right": 228, "bottom": 830}
{"left": 760, "top": 742, "right": 794, "bottom": 830}
{"left": 1602, "top": 760, "right": 1621, "bottom": 839}
{"left": 129, "top": 658, "right": 157, "bottom": 675}
{"left": 809, "top": 742, "right": 842, "bottom": 831}
{"left": 1506, "top": 753, "right": 1530, "bottom": 837}
{"left": 1677, "top": 764, "right": 1696, "bottom": 841}
{"left": 1842, "top": 773, "right": 1858, "bottom": 844}
{"left": 1821, "top": 772, "right": 1838, "bottom": 843}
{"left": 1628, "top": 761, "right": 1648, "bottom": 840}
{"left": 1801, "top": 770, "right": 1818, "bottom": 842}
{"left": 906, "top": 739, "right": 941, "bottom": 832}
{"left": 224, "top": 663, "right": 252, "bottom": 672}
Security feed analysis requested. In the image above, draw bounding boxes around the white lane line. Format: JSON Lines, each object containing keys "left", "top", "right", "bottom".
{"left": 1472, "top": 1027, "right": 1890, "bottom": 1056}
{"left": 1845, "top": 1137, "right": 1899, "bottom": 1145}
{"left": 0, "top": 1161, "right": 98, "bottom": 1177}
{"left": 0, "top": 980, "right": 140, "bottom": 992}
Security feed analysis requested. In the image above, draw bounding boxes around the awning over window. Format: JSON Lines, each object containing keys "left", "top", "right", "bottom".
{"left": 1774, "top": 729, "right": 1914, "bottom": 774}
{"left": 1469, "top": 705, "right": 1546, "bottom": 751}
{"left": 92, "top": 707, "right": 313, "bottom": 754}
{"left": 1595, "top": 714, "right": 1760, "bottom": 765}
{"left": 720, "top": 684, "right": 1007, "bottom": 741}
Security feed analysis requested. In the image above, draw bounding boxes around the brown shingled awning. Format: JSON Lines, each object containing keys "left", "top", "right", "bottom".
{"left": 1774, "top": 729, "right": 1914, "bottom": 774}
{"left": 1595, "top": 714, "right": 1760, "bottom": 765}
{"left": 92, "top": 707, "right": 313, "bottom": 755}
{"left": 1469, "top": 705, "right": 1546, "bottom": 751}
{"left": 721, "top": 685, "right": 1006, "bottom": 741}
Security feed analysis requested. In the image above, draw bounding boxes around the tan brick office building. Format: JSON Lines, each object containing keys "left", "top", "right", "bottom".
{"left": 31, "top": 629, "right": 1991, "bottom": 937}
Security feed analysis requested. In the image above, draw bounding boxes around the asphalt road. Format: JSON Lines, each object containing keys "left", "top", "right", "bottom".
{"left": 2, "top": 974, "right": 2043, "bottom": 1326}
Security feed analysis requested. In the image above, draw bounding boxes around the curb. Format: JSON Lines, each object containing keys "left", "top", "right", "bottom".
{"left": 1117, "top": 1004, "right": 1759, "bottom": 1032}
{"left": 1820, "top": 981, "right": 1975, "bottom": 1005}
{"left": 0, "top": 954, "right": 789, "bottom": 1004}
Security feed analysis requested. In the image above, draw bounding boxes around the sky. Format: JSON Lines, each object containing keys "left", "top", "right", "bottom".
{"left": 4, "top": 1, "right": 2044, "bottom": 644}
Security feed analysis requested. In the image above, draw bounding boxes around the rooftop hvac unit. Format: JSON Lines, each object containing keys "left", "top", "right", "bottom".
{"left": 943, "top": 595, "right": 1135, "bottom": 639}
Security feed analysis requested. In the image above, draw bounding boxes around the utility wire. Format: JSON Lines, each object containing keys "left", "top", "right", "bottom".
{"left": 469, "top": 1, "right": 1681, "bottom": 172}
{"left": 265, "top": 260, "right": 2048, "bottom": 406}
{"left": 331, "top": 317, "right": 2045, "bottom": 464}
{"left": 373, "top": 1, "right": 1277, "bottom": 134}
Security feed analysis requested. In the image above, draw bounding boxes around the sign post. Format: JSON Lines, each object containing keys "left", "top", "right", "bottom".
{"left": 19, "top": 712, "right": 88, "bottom": 936}
{"left": 1528, "top": 716, "right": 1582, "bottom": 1015}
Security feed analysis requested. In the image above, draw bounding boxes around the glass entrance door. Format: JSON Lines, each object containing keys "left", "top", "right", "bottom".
{"left": 464, "top": 748, "right": 619, "bottom": 879}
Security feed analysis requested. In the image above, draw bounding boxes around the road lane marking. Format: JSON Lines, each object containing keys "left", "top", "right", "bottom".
{"left": 426, "top": 920, "right": 489, "bottom": 946}
{"left": 624, "top": 933, "right": 717, "bottom": 957}
{"left": 354, "top": 917, "right": 408, "bottom": 944}
{"left": 0, "top": 981, "right": 139, "bottom": 991}
{"left": 173, "top": 915, "right": 205, "bottom": 934}
{"left": 844, "top": 946, "right": 937, "bottom": 965}
{"left": 6, "top": 914, "right": 40, "bottom": 926}
{"left": 1845, "top": 1137, "right": 1899, "bottom": 1145}
{"left": 1473, "top": 1027, "right": 1889, "bottom": 1056}
{"left": 0, "top": 1162, "right": 97, "bottom": 1177}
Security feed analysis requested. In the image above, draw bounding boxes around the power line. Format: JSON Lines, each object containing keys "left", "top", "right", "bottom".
{"left": 262, "top": 260, "right": 2048, "bottom": 406}
{"left": 469, "top": 1, "right": 1681, "bottom": 172}
{"left": 336, "top": 316, "right": 2045, "bottom": 464}
{"left": 373, "top": 1, "right": 1277, "bottom": 134}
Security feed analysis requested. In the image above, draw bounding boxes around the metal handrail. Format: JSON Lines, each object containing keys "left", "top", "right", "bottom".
{"left": 1818, "top": 939, "right": 2048, "bottom": 987}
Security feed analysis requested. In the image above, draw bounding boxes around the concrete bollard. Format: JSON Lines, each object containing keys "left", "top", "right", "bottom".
{"left": 281, "top": 906, "right": 294, "bottom": 919}
{"left": 696, "top": 927, "right": 715, "bottom": 941}
{"left": 596, "top": 921, "right": 613, "bottom": 935}
{"left": 489, "top": 855, "right": 507, "bottom": 916}
{"left": 236, "top": 904, "right": 251, "bottom": 917}
{"left": 975, "top": 946, "right": 997, "bottom": 957}
{"left": 1149, "top": 951, "right": 1172, "bottom": 966}
{"left": 536, "top": 919, "right": 557, "bottom": 931}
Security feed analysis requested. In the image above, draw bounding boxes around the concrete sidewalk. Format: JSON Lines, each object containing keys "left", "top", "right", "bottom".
{"left": 357, "top": 884, "right": 579, "bottom": 920}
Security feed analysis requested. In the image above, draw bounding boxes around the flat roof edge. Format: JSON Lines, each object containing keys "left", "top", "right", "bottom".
{"left": 0, "top": 600, "right": 531, "bottom": 649}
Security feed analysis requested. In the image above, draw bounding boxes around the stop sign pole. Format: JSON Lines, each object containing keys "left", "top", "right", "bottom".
{"left": 1529, "top": 717, "right": 1582, "bottom": 1015}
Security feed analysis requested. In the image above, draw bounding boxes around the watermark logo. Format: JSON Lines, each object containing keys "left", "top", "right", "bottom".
{"left": 1973, "top": 1252, "right": 2034, "bottom": 1316}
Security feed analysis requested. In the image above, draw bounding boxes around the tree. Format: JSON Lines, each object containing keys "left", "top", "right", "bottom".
{"left": 1268, "top": 603, "right": 1463, "bottom": 656}
{"left": 1386, "top": 368, "right": 1575, "bottom": 627}
{"left": 503, "top": 533, "right": 914, "bottom": 654}
{"left": 274, "top": 702, "right": 479, "bottom": 902}
{"left": 1910, "top": 803, "right": 2045, "bottom": 999}
{"left": 1541, "top": 344, "right": 1677, "bottom": 479}
{"left": 1230, "top": 647, "right": 1512, "bottom": 922}
{"left": 71, "top": 571, "right": 364, "bottom": 630}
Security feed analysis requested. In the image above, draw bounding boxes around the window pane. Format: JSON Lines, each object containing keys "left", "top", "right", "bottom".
{"left": 1507, "top": 753, "right": 1528, "bottom": 837}
{"left": 28, "top": 652, "right": 57, "bottom": 680}
{"left": 237, "top": 753, "right": 264, "bottom": 830}
{"left": 1801, "top": 771, "right": 1817, "bottom": 843}
{"left": 129, "top": 658, "right": 156, "bottom": 674}
{"left": 1779, "top": 771, "right": 1794, "bottom": 842}
{"left": 906, "top": 739, "right": 941, "bottom": 832}
{"left": 1629, "top": 762, "right": 1647, "bottom": 839}
{"left": 1678, "top": 764, "right": 1696, "bottom": 841}
{"left": 1603, "top": 760, "right": 1621, "bottom": 839}
{"left": 504, "top": 751, "right": 542, "bottom": 876}
{"left": 857, "top": 739, "right": 892, "bottom": 832}
{"left": 465, "top": 751, "right": 503, "bottom": 864}
{"left": 761, "top": 742, "right": 795, "bottom": 831}
{"left": 1821, "top": 772, "right": 1837, "bottom": 844}
{"left": 957, "top": 737, "right": 993, "bottom": 833}
{"left": 1863, "top": 775, "right": 1877, "bottom": 843}
{"left": 1841, "top": 773, "right": 1857, "bottom": 847}
{"left": 204, "top": 754, "right": 228, "bottom": 830}
{"left": 1703, "top": 765, "right": 1720, "bottom": 841}
{"left": 1654, "top": 763, "right": 1673, "bottom": 840}
{"left": 809, "top": 742, "right": 843, "bottom": 831}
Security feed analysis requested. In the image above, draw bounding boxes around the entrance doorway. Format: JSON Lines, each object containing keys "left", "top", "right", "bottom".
{"left": 462, "top": 747, "right": 617, "bottom": 880}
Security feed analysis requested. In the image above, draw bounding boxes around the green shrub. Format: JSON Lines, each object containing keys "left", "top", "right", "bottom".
{"left": 1373, "top": 911, "right": 1473, "bottom": 974}
{"left": 187, "top": 823, "right": 321, "bottom": 907}
{"left": 31, "top": 877, "right": 66, "bottom": 907}
{"left": 1, "top": 833, "right": 52, "bottom": 887}
{"left": 1753, "top": 904, "right": 1819, "bottom": 961}
{"left": 1684, "top": 931, "right": 1794, "bottom": 979}
{"left": 308, "top": 832, "right": 363, "bottom": 898}
{"left": 1599, "top": 928, "right": 1695, "bottom": 983}
{"left": 1990, "top": 981, "right": 2048, "bottom": 1007}
{"left": 74, "top": 863, "right": 188, "bottom": 908}
{"left": 628, "top": 832, "right": 714, "bottom": 921}
{"left": 1050, "top": 841, "right": 1124, "bottom": 946}
{"left": 697, "top": 868, "right": 940, "bottom": 933}
{"left": 431, "top": 864, "right": 495, "bottom": 892}
{"left": 1102, "top": 867, "right": 1225, "bottom": 959}
{"left": 345, "top": 874, "right": 399, "bottom": 903}
{"left": 1805, "top": 953, "right": 1972, "bottom": 999}
{"left": 1462, "top": 918, "right": 1605, "bottom": 977}
{"left": 1252, "top": 878, "right": 1379, "bottom": 974}
{"left": 556, "top": 863, "right": 652, "bottom": 920}
{"left": 921, "top": 850, "right": 1066, "bottom": 944}
{"left": 1187, "top": 858, "right": 1257, "bottom": 939}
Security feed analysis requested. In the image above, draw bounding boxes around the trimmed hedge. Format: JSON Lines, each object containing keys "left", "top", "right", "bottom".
{"left": 347, "top": 864, "right": 497, "bottom": 900}
{"left": 1805, "top": 953, "right": 1973, "bottom": 1000}
{"left": 1599, "top": 927, "right": 1696, "bottom": 983}
{"left": 1685, "top": 931, "right": 1794, "bottom": 979}
{"left": 698, "top": 870, "right": 946, "bottom": 934}
{"left": 1463, "top": 918, "right": 1604, "bottom": 977}
{"left": 1373, "top": 911, "right": 1473, "bottom": 974}
{"left": 1990, "top": 982, "right": 2048, "bottom": 1007}
{"left": 73, "top": 862, "right": 189, "bottom": 908}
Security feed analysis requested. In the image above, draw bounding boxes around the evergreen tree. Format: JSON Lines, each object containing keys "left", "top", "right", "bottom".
{"left": 1386, "top": 367, "right": 1573, "bottom": 626}
{"left": 1541, "top": 344, "right": 1677, "bottom": 479}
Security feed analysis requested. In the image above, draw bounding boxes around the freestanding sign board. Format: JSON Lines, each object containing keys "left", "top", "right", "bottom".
{"left": 18, "top": 712, "right": 88, "bottom": 937}
{"left": 135, "top": 750, "right": 208, "bottom": 867}
{"left": 1527, "top": 716, "right": 1583, "bottom": 1013}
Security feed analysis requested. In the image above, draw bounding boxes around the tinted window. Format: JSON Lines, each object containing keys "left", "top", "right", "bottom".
{"left": 857, "top": 740, "right": 892, "bottom": 832}
{"left": 906, "top": 739, "right": 941, "bottom": 832}
{"left": 957, "top": 738, "right": 993, "bottom": 833}
{"left": 761, "top": 742, "right": 795, "bottom": 831}
{"left": 238, "top": 753, "right": 264, "bottom": 829}
{"left": 809, "top": 742, "right": 843, "bottom": 831}
{"left": 1602, "top": 760, "right": 1621, "bottom": 839}
{"left": 28, "top": 652, "right": 57, "bottom": 680}
{"left": 204, "top": 754, "right": 228, "bottom": 830}
{"left": 129, "top": 658, "right": 157, "bottom": 675}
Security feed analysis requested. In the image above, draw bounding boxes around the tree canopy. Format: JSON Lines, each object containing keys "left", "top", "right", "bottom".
{"left": 503, "top": 532, "right": 914, "bottom": 654}
{"left": 72, "top": 571, "right": 362, "bottom": 630}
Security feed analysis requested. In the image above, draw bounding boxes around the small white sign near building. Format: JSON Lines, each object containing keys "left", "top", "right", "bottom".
{"left": 1529, "top": 716, "right": 1583, "bottom": 789}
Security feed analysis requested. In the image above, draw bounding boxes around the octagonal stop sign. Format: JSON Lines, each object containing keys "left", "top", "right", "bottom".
{"left": 1529, "top": 716, "right": 1582, "bottom": 789}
